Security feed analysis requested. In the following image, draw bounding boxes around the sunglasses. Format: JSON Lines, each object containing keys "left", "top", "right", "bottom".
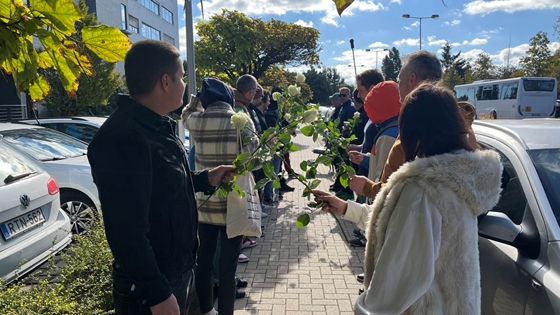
{"left": 340, "top": 94, "right": 347, "bottom": 97}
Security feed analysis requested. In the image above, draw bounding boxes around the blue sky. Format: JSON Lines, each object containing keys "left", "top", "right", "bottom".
{"left": 177, "top": 0, "right": 560, "bottom": 84}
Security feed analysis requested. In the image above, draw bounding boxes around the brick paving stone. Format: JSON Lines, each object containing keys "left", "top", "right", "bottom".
{"left": 232, "top": 132, "right": 362, "bottom": 314}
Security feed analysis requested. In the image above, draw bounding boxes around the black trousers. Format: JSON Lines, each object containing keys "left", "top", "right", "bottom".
{"left": 112, "top": 269, "right": 195, "bottom": 315}
{"left": 195, "top": 223, "right": 243, "bottom": 315}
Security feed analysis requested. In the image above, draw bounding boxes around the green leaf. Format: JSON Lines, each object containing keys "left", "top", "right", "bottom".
{"left": 233, "top": 183, "right": 245, "bottom": 197}
{"left": 302, "top": 188, "right": 311, "bottom": 197}
{"left": 246, "top": 159, "right": 256, "bottom": 172}
{"left": 278, "top": 133, "right": 291, "bottom": 144}
{"left": 306, "top": 168, "right": 317, "bottom": 179}
{"left": 296, "top": 213, "right": 311, "bottom": 228}
{"left": 273, "top": 178, "right": 281, "bottom": 189}
{"left": 300, "top": 125, "right": 313, "bottom": 136}
{"left": 82, "top": 25, "right": 131, "bottom": 62}
{"left": 309, "top": 179, "right": 321, "bottom": 190}
{"left": 28, "top": 74, "right": 50, "bottom": 100}
{"left": 234, "top": 152, "right": 252, "bottom": 165}
{"left": 298, "top": 175, "right": 307, "bottom": 182}
{"left": 289, "top": 143, "right": 299, "bottom": 151}
{"left": 340, "top": 173, "right": 350, "bottom": 188}
{"left": 313, "top": 132, "right": 318, "bottom": 142}
{"left": 315, "top": 155, "right": 332, "bottom": 165}
{"left": 346, "top": 166, "right": 356, "bottom": 175}
{"left": 299, "top": 160, "right": 307, "bottom": 171}
{"left": 243, "top": 135, "right": 252, "bottom": 145}
{"left": 254, "top": 178, "right": 269, "bottom": 190}
{"left": 31, "top": 0, "right": 84, "bottom": 35}
{"left": 307, "top": 202, "right": 317, "bottom": 207}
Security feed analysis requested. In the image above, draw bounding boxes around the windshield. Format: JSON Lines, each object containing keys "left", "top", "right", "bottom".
{"left": 0, "top": 128, "right": 88, "bottom": 161}
{"left": 0, "top": 140, "right": 42, "bottom": 187}
{"left": 523, "top": 79, "right": 555, "bottom": 92}
{"left": 529, "top": 149, "right": 560, "bottom": 226}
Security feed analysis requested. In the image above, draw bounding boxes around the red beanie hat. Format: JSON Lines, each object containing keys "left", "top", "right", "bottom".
{"left": 364, "top": 81, "right": 402, "bottom": 124}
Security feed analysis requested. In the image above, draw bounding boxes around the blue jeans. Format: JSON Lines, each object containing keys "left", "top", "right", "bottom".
{"left": 264, "top": 155, "right": 282, "bottom": 201}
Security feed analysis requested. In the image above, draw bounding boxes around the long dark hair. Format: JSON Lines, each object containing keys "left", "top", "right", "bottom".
{"left": 399, "top": 83, "right": 476, "bottom": 162}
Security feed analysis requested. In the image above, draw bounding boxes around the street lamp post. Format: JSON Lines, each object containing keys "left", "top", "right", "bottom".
{"left": 365, "top": 48, "right": 389, "bottom": 69}
{"left": 402, "top": 14, "right": 439, "bottom": 50}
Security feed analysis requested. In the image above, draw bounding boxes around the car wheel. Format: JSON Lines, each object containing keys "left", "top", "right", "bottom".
{"left": 60, "top": 192, "right": 97, "bottom": 235}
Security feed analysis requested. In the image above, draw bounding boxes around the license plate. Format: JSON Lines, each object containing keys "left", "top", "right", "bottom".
{"left": 1, "top": 208, "right": 46, "bottom": 241}
{"left": 525, "top": 106, "right": 532, "bottom": 112}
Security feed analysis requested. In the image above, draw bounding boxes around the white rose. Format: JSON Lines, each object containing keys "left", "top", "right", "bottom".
{"left": 288, "top": 85, "right": 301, "bottom": 97}
{"left": 353, "top": 112, "right": 361, "bottom": 120}
{"left": 296, "top": 73, "right": 306, "bottom": 84}
{"left": 284, "top": 113, "right": 292, "bottom": 121}
{"left": 272, "top": 92, "right": 281, "bottom": 101}
{"left": 231, "top": 112, "right": 248, "bottom": 130}
{"left": 303, "top": 109, "right": 319, "bottom": 123}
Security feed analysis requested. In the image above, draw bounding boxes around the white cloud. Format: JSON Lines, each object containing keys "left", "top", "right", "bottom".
{"left": 444, "top": 19, "right": 461, "bottom": 26}
{"left": 196, "top": 0, "right": 384, "bottom": 28}
{"left": 393, "top": 38, "right": 420, "bottom": 46}
{"left": 411, "top": 21, "right": 419, "bottom": 27}
{"left": 390, "top": 0, "right": 402, "bottom": 4}
{"left": 464, "top": 0, "right": 560, "bottom": 15}
{"left": 463, "top": 38, "right": 488, "bottom": 45}
{"left": 462, "top": 49, "right": 486, "bottom": 63}
{"left": 294, "top": 19, "right": 314, "bottom": 27}
{"left": 429, "top": 39, "right": 448, "bottom": 46}
{"left": 480, "top": 27, "right": 502, "bottom": 36}
{"left": 337, "top": 40, "right": 346, "bottom": 45}
{"left": 368, "top": 41, "right": 389, "bottom": 48}
{"left": 489, "top": 43, "right": 530, "bottom": 66}
{"left": 402, "top": 26, "right": 411, "bottom": 30}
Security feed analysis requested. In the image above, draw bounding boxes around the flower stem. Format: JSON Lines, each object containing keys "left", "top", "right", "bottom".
{"left": 328, "top": 210, "right": 350, "bottom": 244}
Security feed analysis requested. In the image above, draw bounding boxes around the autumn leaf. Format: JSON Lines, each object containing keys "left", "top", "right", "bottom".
{"left": 28, "top": 74, "right": 50, "bottom": 100}
{"left": 30, "top": 0, "right": 84, "bottom": 35}
{"left": 82, "top": 25, "right": 131, "bottom": 62}
{"left": 332, "top": 0, "right": 354, "bottom": 16}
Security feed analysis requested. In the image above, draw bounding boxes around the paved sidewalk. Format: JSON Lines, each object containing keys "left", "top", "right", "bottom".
{"left": 234, "top": 132, "right": 364, "bottom": 315}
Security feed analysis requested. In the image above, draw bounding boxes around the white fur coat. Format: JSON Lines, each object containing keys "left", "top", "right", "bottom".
{"left": 362, "top": 149, "right": 503, "bottom": 315}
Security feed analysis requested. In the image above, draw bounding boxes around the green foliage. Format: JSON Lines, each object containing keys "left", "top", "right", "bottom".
{"left": 519, "top": 31, "right": 552, "bottom": 77}
{"left": 296, "top": 213, "right": 311, "bottom": 228}
{"left": 0, "top": 0, "right": 130, "bottom": 101}
{"left": 440, "top": 42, "right": 470, "bottom": 89}
{"left": 42, "top": 0, "right": 124, "bottom": 116}
{"left": 470, "top": 52, "right": 496, "bottom": 81}
{"left": 304, "top": 67, "right": 347, "bottom": 105}
{"left": 195, "top": 9, "right": 321, "bottom": 81}
{"left": 0, "top": 220, "right": 114, "bottom": 314}
{"left": 381, "top": 47, "right": 402, "bottom": 81}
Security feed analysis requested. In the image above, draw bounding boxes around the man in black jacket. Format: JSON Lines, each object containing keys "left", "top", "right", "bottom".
{"left": 87, "top": 40, "right": 234, "bottom": 315}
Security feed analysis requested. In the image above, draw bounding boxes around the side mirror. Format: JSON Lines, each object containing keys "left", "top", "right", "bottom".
{"left": 479, "top": 211, "right": 521, "bottom": 243}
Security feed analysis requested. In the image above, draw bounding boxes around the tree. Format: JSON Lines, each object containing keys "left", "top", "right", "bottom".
{"left": 440, "top": 42, "right": 470, "bottom": 88}
{"left": 303, "top": 67, "right": 348, "bottom": 105}
{"left": 471, "top": 52, "right": 496, "bottom": 81}
{"left": 42, "top": 0, "right": 123, "bottom": 116}
{"left": 519, "top": 31, "right": 553, "bottom": 77}
{"left": 0, "top": 0, "right": 130, "bottom": 100}
{"left": 381, "top": 47, "right": 402, "bottom": 81}
{"left": 194, "top": 9, "right": 321, "bottom": 81}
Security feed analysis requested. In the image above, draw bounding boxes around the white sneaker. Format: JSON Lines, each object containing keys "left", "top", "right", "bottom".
{"left": 238, "top": 253, "right": 249, "bottom": 263}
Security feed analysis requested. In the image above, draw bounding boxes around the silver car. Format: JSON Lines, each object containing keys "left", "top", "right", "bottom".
{"left": 0, "top": 137, "right": 72, "bottom": 283}
{"left": 473, "top": 119, "right": 560, "bottom": 314}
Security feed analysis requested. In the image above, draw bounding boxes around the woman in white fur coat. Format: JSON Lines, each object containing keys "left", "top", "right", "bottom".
{"left": 314, "top": 83, "right": 504, "bottom": 315}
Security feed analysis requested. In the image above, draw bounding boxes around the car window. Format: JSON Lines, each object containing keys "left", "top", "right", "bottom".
{"left": 485, "top": 146, "right": 528, "bottom": 224}
{"left": 529, "top": 149, "right": 560, "bottom": 226}
{"left": 0, "top": 128, "right": 88, "bottom": 161}
{"left": 58, "top": 123, "right": 99, "bottom": 143}
{"left": 0, "top": 140, "right": 42, "bottom": 187}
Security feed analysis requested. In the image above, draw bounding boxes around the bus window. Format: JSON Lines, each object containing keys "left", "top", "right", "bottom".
{"left": 523, "top": 79, "right": 555, "bottom": 92}
{"left": 501, "top": 83, "right": 518, "bottom": 99}
{"left": 455, "top": 87, "right": 469, "bottom": 101}
{"left": 482, "top": 86, "right": 495, "bottom": 100}
{"left": 476, "top": 86, "right": 483, "bottom": 100}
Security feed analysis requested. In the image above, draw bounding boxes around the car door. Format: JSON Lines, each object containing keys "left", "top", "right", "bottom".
{"left": 478, "top": 141, "right": 546, "bottom": 315}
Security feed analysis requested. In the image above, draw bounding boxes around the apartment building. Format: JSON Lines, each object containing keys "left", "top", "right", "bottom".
{"left": 85, "top": 0, "right": 181, "bottom": 72}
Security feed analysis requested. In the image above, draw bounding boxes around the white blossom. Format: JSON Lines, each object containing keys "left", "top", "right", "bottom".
{"left": 288, "top": 85, "right": 301, "bottom": 97}
{"left": 231, "top": 112, "right": 249, "bottom": 130}
{"left": 303, "top": 109, "right": 319, "bottom": 123}
{"left": 272, "top": 92, "right": 281, "bottom": 101}
{"left": 296, "top": 73, "right": 306, "bottom": 84}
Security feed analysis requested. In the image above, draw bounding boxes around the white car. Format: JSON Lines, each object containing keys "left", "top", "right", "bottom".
{"left": 0, "top": 123, "right": 100, "bottom": 235}
{"left": 0, "top": 137, "right": 72, "bottom": 283}
{"left": 20, "top": 116, "right": 191, "bottom": 149}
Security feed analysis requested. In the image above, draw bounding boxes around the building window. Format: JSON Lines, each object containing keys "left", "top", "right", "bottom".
{"left": 162, "top": 6, "right": 173, "bottom": 24}
{"left": 141, "top": 23, "right": 161, "bottom": 40}
{"left": 163, "top": 34, "right": 174, "bottom": 45}
{"left": 120, "top": 4, "right": 127, "bottom": 30}
{"left": 140, "top": 0, "right": 159, "bottom": 15}
{"left": 128, "top": 15, "right": 139, "bottom": 33}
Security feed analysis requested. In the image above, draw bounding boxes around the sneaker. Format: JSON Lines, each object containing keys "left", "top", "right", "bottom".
{"left": 349, "top": 237, "right": 367, "bottom": 247}
{"left": 238, "top": 254, "right": 249, "bottom": 263}
{"left": 353, "top": 228, "right": 362, "bottom": 237}
{"left": 359, "top": 288, "right": 364, "bottom": 295}
{"left": 242, "top": 238, "right": 257, "bottom": 249}
{"left": 356, "top": 273, "right": 364, "bottom": 283}
{"left": 236, "top": 277, "right": 248, "bottom": 288}
{"left": 236, "top": 289, "right": 246, "bottom": 299}
{"left": 261, "top": 211, "right": 268, "bottom": 218}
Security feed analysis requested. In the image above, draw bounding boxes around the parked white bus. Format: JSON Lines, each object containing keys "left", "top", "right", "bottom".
{"left": 454, "top": 77, "right": 557, "bottom": 119}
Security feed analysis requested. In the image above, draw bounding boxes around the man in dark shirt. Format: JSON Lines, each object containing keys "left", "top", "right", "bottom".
{"left": 87, "top": 40, "right": 234, "bottom": 315}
